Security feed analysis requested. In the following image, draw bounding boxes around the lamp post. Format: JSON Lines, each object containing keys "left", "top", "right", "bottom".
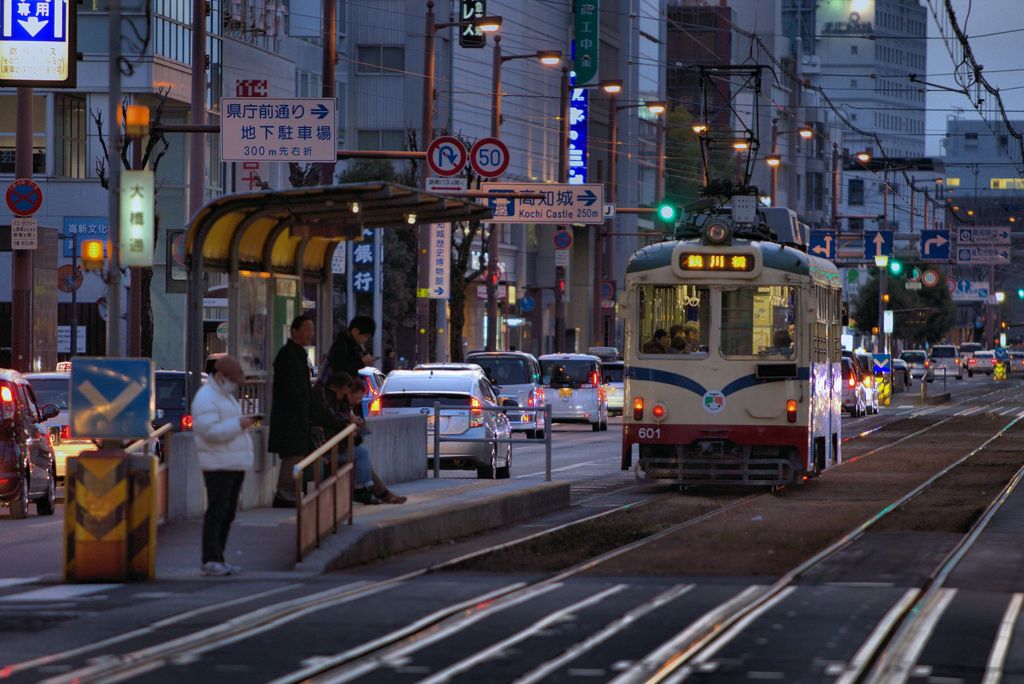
{"left": 765, "top": 119, "right": 812, "bottom": 207}
{"left": 418, "top": 1, "right": 501, "bottom": 363}
{"left": 554, "top": 65, "right": 569, "bottom": 352}
{"left": 485, "top": 36, "right": 561, "bottom": 352}
{"left": 592, "top": 79, "right": 622, "bottom": 346}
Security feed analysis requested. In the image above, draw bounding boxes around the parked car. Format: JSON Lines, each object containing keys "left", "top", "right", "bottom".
{"left": 371, "top": 369, "right": 513, "bottom": 478}
{"left": 0, "top": 369, "right": 59, "bottom": 518}
{"left": 465, "top": 352, "right": 547, "bottom": 439}
{"left": 1010, "top": 350, "right": 1024, "bottom": 373}
{"left": 357, "top": 367, "right": 387, "bottom": 417}
{"left": 601, "top": 361, "right": 625, "bottom": 415}
{"left": 154, "top": 371, "right": 194, "bottom": 433}
{"left": 968, "top": 350, "right": 996, "bottom": 376}
{"left": 891, "top": 358, "right": 910, "bottom": 390}
{"left": 25, "top": 372, "right": 94, "bottom": 479}
{"left": 959, "top": 342, "right": 983, "bottom": 371}
{"left": 929, "top": 344, "right": 963, "bottom": 380}
{"left": 841, "top": 358, "right": 867, "bottom": 417}
{"left": 587, "top": 346, "right": 621, "bottom": 362}
{"left": 900, "top": 350, "right": 934, "bottom": 382}
{"left": 538, "top": 353, "right": 609, "bottom": 431}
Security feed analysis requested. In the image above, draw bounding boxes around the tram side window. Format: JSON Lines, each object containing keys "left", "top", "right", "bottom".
{"left": 637, "top": 285, "right": 710, "bottom": 355}
{"left": 720, "top": 286, "right": 797, "bottom": 359}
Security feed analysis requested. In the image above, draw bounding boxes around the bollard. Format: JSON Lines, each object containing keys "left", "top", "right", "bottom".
{"left": 994, "top": 361, "right": 1007, "bottom": 382}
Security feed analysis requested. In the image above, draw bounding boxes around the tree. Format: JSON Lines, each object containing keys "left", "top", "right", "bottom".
{"left": 853, "top": 267, "right": 956, "bottom": 346}
{"left": 664, "top": 107, "right": 736, "bottom": 210}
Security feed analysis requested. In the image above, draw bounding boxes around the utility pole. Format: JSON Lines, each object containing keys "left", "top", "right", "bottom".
{"left": 594, "top": 90, "right": 617, "bottom": 346}
{"left": 12, "top": 88, "right": 33, "bottom": 372}
{"left": 320, "top": 0, "right": 336, "bottom": 186}
{"left": 70, "top": 234, "right": 79, "bottom": 358}
{"left": 107, "top": 0, "right": 122, "bottom": 357}
{"left": 831, "top": 143, "right": 840, "bottom": 231}
{"left": 554, "top": 66, "right": 568, "bottom": 353}
{"left": 416, "top": 0, "right": 437, "bottom": 364}
{"left": 486, "top": 36, "right": 503, "bottom": 352}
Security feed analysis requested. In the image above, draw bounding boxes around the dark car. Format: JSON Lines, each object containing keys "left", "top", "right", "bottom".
{"left": 1, "top": 369, "right": 59, "bottom": 518}
{"left": 154, "top": 371, "right": 194, "bottom": 433}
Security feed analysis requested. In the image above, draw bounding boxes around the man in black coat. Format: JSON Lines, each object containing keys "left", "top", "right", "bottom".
{"left": 270, "top": 314, "right": 316, "bottom": 508}
{"left": 326, "top": 315, "right": 376, "bottom": 378}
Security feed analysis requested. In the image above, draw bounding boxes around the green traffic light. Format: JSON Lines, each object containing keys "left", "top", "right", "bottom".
{"left": 888, "top": 260, "right": 903, "bottom": 276}
{"left": 1018, "top": 288, "right": 1024, "bottom": 299}
{"left": 657, "top": 204, "right": 676, "bottom": 222}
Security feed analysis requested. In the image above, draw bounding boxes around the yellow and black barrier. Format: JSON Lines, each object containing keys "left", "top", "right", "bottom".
{"left": 995, "top": 362, "right": 1008, "bottom": 382}
{"left": 876, "top": 374, "right": 892, "bottom": 407}
{"left": 64, "top": 447, "right": 158, "bottom": 582}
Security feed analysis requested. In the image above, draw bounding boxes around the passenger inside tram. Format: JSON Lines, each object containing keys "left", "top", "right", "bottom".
{"left": 642, "top": 329, "right": 671, "bottom": 354}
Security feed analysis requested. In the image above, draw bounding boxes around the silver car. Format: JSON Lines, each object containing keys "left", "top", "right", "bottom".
{"left": 929, "top": 344, "right": 963, "bottom": 380}
{"left": 371, "top": 369, "right": 512, "bottom": 478}
{"left": 25, "top": 372, "right": 93, "bottom": 479}
{"left": 602, "top": 361, "right": 625, "bottom": 415}
{"left": 466, "top": 352, "right": 547, "bottom": 439}
{"left": 900, "top": 350, "right": 933, "bottom": 382}
{"left": 539, "top": 353, "right": 609, "bottom": 431}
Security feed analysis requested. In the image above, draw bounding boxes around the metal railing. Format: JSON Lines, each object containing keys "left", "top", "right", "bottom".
{"left": 293, "top": 423, "right": 356, "bottom": 562}
{"left": 124, "top": 423, "right": 174, "bottom": 525}
{"left": 431, "top": 403, "right": 553, "bottom": 481}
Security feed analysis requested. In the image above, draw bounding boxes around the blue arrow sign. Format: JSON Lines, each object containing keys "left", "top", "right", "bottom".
{"left": 578, "top": 189, "right": 598, "bottom": 207}
{"left": 520, "top": 295, "right": 535, "bottom": 313}
{"left": 919, "top": 229, "right": 950, "bottom": 261}
{"left": 872, "top": 353, "right": 891, "bottom": 375}
{"left": 311, "top": 103, "right": 330, "bottom": 120}
{"left": 863, "top": 230, "right": 894, "bottom": 260}
{"left": 809, "top": 230, "right": 836, "bottom": 259}
{"left": 69, "top": 358, "right": 154, "bottom": 439}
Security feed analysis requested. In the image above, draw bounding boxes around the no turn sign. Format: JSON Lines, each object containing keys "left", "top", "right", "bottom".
{"left": 6, "top": 178, "right": 43, "bottom": 217}
{"left": 470, "top": 137, "right": 510, "bottom": 178}
{"left": 426, "top": 136, "right": 468, "bottom": 177}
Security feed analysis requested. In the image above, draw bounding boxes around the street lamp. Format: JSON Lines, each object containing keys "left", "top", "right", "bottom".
{"left": 486, "top": 34, "right": 562, "bottom": 352}
{"left": 856, "top": 151, "right": 872, "bottom": 164}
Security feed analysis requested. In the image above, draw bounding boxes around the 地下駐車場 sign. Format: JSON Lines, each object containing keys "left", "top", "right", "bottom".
{"left": 221, "top": 98, "right": 336, "bottom": 163}
{"left": 0, "top": 0, "right": 76, "bottom": 87}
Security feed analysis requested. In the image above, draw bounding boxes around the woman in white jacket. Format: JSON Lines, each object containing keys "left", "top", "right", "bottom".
{"left": 192, "top": 355, "right": 255, "bottom": 577}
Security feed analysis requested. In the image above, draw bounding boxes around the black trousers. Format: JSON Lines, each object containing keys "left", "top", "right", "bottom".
{"left": 202, "top": 471, "right": 245, "bottom": 564}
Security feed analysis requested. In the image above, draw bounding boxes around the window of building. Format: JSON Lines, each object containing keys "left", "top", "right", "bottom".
{"left": 356, "top": 46, "right": 404, "bottom": 74}
{"left": 848, "top": 178, "right": 865, "bottom": 206}
{"left": 0, "top": 94, "right": 46, "bottom": 174}
{"left": 54, "top": 94, "right": 87, "bottom": 179}
{"left": 356, "top": 129, "right": 405, "bottom": 151}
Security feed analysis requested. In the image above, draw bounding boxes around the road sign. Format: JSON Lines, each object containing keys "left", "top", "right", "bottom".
{"left": 6, "top": 178, "right": 42, "bottom": 216}
{"left": 120, "top": 170, "right": 154, "bottom": 267}
{"left": 919, "top": 229, "right": 950, "bottom": 260}
{"left": 520, "top": 295, "right": 535, "bottom": 313}
{"left": 905, "top": 281, "right": 922, "bottom": 290}
{"left": 428, "top": 223, "right": 451, "bottom": 299}
{"left": 555, "top": 249, "right": 570, "bottom": 267}
{"left": 809, "top": 230, "right": 836, "bottom": 259}
{"left": 70, "top": 357, "right": 154, "bottom": 439}
{"left": 426, "top": 176, "right": 467, "bottom": 193}
{"left": 426, "top": 136, "right": 468, "bottom": 177}
{"left": 863, "top": 230, "right": 894, "bottom": 260}
{"left": 62, "top": 216, "right": 107, "bottom": 257}
{"left": 57, "top": 326, "right": 85, "bottom": 354}
{"left": 481, "top": 182, "right": 604, "bottom": 224}
{"left": 952, "top": 279, "right": 990, "bottom": 302}
{"left": 57, "top": 264, "right": 82, "bottom": 293}
{"left": 957, "top": 227, "right": 1011, "bottom": 245}
{"left": 469, "top": 137, "right": 509, "bottom": 178}
{"left": 603, "top": 204, "right": 616, "bottom": 220}
{"left": 883, "top": 311, "right": 893, "bottom": 335}
{"left": 553, "top": 230, "right": 573, "bottom": 249}
{"left": 921, "top": 269, "right": 940, "bottom": 288}
{"left": 872, "top": 353, "right": 891, "bottom": 374}
{"left": 573, "top": 0, "right": 600, "bottom": 85}
{"left": 11, "top": 216, "right": 37, "bottom": 250}
{"left": 221, "top": 98, "right": 336, "bottom": 162}
{"left": 0, "top": 0, "right": 77, "bottom": 87}
{"left": 459, "top": 0, "right": 486, "bottom": 48}
{"left": 956, "top": 245, "right": 1011, "bottom": 265}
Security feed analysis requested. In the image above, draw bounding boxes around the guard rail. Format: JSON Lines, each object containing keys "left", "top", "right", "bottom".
{"left": 293, "top": 423, "right": 356, "bottom": 562}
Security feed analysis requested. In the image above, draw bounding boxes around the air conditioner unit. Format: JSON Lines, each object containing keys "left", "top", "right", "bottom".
{"left": 801, "top": 54, "right": 821, "bottom": 75}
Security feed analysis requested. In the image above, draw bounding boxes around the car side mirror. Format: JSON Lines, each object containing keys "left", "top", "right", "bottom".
{"left": 501, "top": 398, "right": 518, "bottom": 407}
{"left": 40, "top": 403, "right": 59, "bottom": 421}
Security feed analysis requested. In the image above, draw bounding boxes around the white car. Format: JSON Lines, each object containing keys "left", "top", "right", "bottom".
{"left": 929, "top": 344, "right": 963, "bottom": 380}
{"left": 370, "top": 369, "right": 512, "bottom": 478}
{"left": 602, "top": 361, "right": 625, "bottom": 415}
{"left": 465, "top": 352, "right": 547, "bottom": 439}
{"left": 25, "top": 372, "right": 94, "bottom": 479}
{"left": 967, "top": 350, "right": 996, "bottom": 376}
{"left": 538, "top": 353, "right": 609, "bottom": 431}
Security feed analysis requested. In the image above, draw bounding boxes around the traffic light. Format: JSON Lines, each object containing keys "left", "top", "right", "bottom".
{"left": 882, "top": 293, "right": 891, "bottom": 304}
{"left": 557, "top": 278, "right": 566, "bottom": 295}
{"left": 1017, "top": 288, "right": 1024, "bottom": 300}
{"left": 888, "top": 259, "right": 903, "bottom": 276}
{"left": 81, "top": 239, "right": 105, "bottom": 271}
{"left": 657, "top": 203, "right": 677, "bottom": 223}
{"left": 1002, "top": 321, "right": 1009, "bottom": 330}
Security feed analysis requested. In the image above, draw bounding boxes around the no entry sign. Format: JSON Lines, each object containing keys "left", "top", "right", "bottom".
{"left": 6, "top": 178, "right": 43, "bottom": 217}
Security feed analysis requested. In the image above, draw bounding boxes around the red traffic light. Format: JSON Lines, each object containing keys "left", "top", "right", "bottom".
{"left": 557, "top": 279, "right": 566, "bottom": 294}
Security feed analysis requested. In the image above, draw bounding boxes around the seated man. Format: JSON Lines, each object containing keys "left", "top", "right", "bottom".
{"left": 681, "top": 322, "right": 701, "bottom": 353}
{"left": 642, "top": 329, "right": 670, "bottom": 353}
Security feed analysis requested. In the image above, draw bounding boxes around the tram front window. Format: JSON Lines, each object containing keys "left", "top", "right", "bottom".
{"left": 637, "top": 285, "right": 710, "bottom": 355}
{"left": 721, "top": 286, "right": 797, "bottom": 359}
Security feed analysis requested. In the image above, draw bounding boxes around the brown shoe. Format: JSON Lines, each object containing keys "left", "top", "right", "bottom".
{"left": 379, "top": 489, "right": 407, "bottom": 504}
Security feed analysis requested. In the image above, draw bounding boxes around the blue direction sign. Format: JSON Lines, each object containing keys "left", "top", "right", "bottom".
{"left": 872, "top": 353, "right": 891, "bottom": 375}
{"left": 70, "top": 358, "right": 154, "bottom": 440}
{"left": 919, "top": 229, "right": 950, "bottom": 261}
{"left": 520, "top": 294, "right": 535, "bottom": 313}
{"left": 0, "top": 0, "right": 76, "bottom": 87}
{"left": 481, "top": 182, "right": 604, "bottom": 225}
{"left": 863, "top": 230, "right": 894, "bottom": 260}
{"left": 809, "top": 230, "right": 836, "bottom": 259}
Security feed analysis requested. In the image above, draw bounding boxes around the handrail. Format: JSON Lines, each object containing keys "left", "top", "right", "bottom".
{"left": 124, "top": 423, "right": 175, "bottom": 454}
{"left": 292, "top": 423, "right": 357, "bottom": 478}
{"left": 293, "top": 423, "right": 358, "bottom": 562}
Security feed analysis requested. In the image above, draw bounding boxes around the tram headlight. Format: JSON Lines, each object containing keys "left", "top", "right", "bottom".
{"left": 703, "top": 221, "right": 731, "bottom": 245}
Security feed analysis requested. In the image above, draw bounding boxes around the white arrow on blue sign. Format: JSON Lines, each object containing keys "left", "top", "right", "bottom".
{"left": 872, "top": 353, "right": 891, "bottom": 375}
{"left": 809, "top": 230, "right": 836, "bottom": 259}
{"left": 919, "top": 229, "right": 950, "bottom": 261}
{"left": 69, "top": 358, "right": 154, "bottom": 439}
{"left": 480, "top": 182, "right": 604, "bottom": 225}
{"left": 863, "top": 230, "right": 894, "bottom": 260}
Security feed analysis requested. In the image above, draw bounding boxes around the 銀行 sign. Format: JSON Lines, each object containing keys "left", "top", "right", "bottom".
{"left": 0, "top": 0, "right": 76, "bottom": 87}
{"left": 221, "top": 98, "right": 336, "bottom": 162}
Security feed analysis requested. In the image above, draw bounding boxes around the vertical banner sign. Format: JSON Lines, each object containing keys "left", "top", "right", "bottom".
{"left": 459, "top": 0, "right": 485, "bottom": 48}
{"left": 572, "top": 0, "right": 599, "bottom": 86}
{"left": 119, "top": 170, "right": 155, "bottom": 267}
{"left": 0, "top": 0, "right": 76, "bottom": 87}
{"left": 429, "top": 223, "right": 451, "bottom": 299}
{"left": 350, "top": 228, "right": 376, "bottom": 316}
{"left": 568, "top": 85, "right": 589, "bottom": 184}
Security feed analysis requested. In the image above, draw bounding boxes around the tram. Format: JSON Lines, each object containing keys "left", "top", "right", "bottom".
{"left": 621, "top": 204, "right": 843, "bottom": 486}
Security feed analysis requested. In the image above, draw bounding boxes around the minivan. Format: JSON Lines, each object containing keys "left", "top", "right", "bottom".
{"left": 929, "top": 345, "right": 962, "bottom": 380}
{"left": 466, "top": 352, "right": 547, "bottom": 438}
{"left": 538, "top": 353, "right": 609, "bottom": 431}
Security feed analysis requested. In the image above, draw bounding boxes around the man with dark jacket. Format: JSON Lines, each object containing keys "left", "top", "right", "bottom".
{"left": 326, "top": 315, "right": 376, "bottom": 378}
{"left": 269, "top": 314, "right": 316, "bottom": 508}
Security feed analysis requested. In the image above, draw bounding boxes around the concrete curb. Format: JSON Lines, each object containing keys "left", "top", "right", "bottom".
{"left": 918, "top": 392, "right": 952, "bottom": 406}
{"left": 295, "top": 481, "right": 571, "bottom": 573}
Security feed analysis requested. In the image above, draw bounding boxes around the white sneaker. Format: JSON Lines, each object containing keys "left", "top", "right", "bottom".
{"left": 201, "top": 561, "right": 231, "bottom": 577}
{"left": 223, "top": 562, "right": 241, "bottom": 574}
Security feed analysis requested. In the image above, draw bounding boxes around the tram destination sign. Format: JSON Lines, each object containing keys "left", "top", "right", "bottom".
{"left": 0, "top": 0, "right": 77, "bottom": 87}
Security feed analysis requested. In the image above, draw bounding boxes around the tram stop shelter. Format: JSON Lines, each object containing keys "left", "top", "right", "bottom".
{"left": 184, "top": 182, "right": 492, "bottom": 403}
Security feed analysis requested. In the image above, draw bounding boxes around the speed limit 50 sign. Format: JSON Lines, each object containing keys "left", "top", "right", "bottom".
{"left": 470, "top": 137, "right": 510, "bottom": 178}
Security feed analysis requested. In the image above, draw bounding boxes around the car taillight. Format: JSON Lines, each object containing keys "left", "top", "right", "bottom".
{"left": 369, "top": 397, "right": 382, "bottom": 416}
{"left": 590, "top": 371, "right": 600, "bottom": 386}
{"left": 181, "top": 414, "right": 193, "bottom": 431}
{"left": 848, "top": 376, "right": 856, "bottom": 388}
{"left": 633, "top": 397, "right": 644, "bottom": 421}
{"left": 0, "top": 386, "right": 11, "bottom": 403}
{"left": 786, "top": 399, "right": 798, "bottom": 423}
{"left": 862, "top": 376, "right": 873, "bottom": 388}
{"left": 598, "top": 386, "right": 607, "bottom": 401}
{"left": 61, "top": 425, "right": 71, "bottom": 440}
{"left": 969, "top": 358, "right": 976, "bottom": 365}
{"left": 925, "top": 360, "right": 931, "bottom": 368}
{"left": 470, "top": 397, "right": 484, "bottom": 427}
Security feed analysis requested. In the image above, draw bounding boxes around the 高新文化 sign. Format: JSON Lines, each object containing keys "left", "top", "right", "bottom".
{"left": 0, "top": 0, "right": 76, "bottom": 87}
{"left": 221, "top": 98, "right": 336, "bottom": 162}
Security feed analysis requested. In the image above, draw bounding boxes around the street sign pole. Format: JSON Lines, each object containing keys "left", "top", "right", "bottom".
{"left": 12, "top": 89, "right": 33, "bottom": 372}
{"left": 107, "top": 0, "right": 122, "bottom": 357}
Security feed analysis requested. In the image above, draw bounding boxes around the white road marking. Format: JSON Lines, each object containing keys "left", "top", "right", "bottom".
{"left": 835, "top": 588, "right": 920, "bottom": 684}
{"left": 0, "top": 584, "right": 120, "bottom": 602}
{"left": 982, "top": 593, "right": 1023, "bottom": 684}
{"left": 0, "top": 577, "right": 42, "bottom": 589}
{"left": 872, "top": 588, "right": 957, "bottom": 683}
{"left": 514, "top": 458, "right": 612, "bottom": 479}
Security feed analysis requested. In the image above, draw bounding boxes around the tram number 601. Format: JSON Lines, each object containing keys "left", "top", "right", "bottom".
{"left": 637, "top": 427, "right": 661, "bottom": 440}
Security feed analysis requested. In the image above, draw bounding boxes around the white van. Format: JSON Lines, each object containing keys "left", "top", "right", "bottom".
{"left": 538, "top": 353, "right": 609, "bottom": 431}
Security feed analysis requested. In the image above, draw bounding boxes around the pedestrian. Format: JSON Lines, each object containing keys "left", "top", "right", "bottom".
{"left": 269, "top": 314, "right": 316, "bottom": 508}
{"left": 325, "top": 315, "right": 376, "bottom": 380}
{"left": 382, "top": 348, "right": 397, "bottom": 374}
{"left": 191, "top": 355, "right": 256, "bottom": 576}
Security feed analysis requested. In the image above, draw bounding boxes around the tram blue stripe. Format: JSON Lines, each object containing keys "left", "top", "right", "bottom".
{"left": 627, "top": 366, "right": 810, "bottom": 397}
{"left": 721, "top": 367, "right": 810, "bottom": 396}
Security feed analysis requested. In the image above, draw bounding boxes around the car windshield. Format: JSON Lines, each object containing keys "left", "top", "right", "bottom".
{"left": 541, "top": 360, "right": 598, "bottom": 388}
{"left": 156, "top": 377, "right": 187, "bottom": 410}
{"left": 960, "top": 343, "right": 982, "bottom": 354}
{"left": 27, "top": 377, "right": 69, "bottom": 410}
{"left": 975, "top": 352, "right": 994, "bottom": 358}
{"left": 931, "top": 347, "right": 956, "bottom": 358}
{"left": 902, "top": 352, "right": 926, "bottom": 363}
{"left": 467, "top": 357, "right": 533, "bottom": 385}
{"left": 603, "top": 366, "right": 624, "bottom": 383}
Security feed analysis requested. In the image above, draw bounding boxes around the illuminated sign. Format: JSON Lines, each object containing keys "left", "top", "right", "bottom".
{"left": 0, "top": 0, "right": 76, "bottom": 87}
{"left": 990, "top": 178, "right": 1024, "bottom": 190}
{"left": 568, "top": 85, "right": 588, "bottom": 184}
{"left": 679, "top": 253, "right": 754, "bottom": 272}
{"left": 119, "top": 170, "right": 154, "bottom": 267}
{"left": 817, "top": 0, "right": 874, "bottom": 35}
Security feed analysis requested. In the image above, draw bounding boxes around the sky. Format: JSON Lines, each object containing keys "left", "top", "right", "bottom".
{"left": 925, "top": 0, "right": 1024, "bottom": 155}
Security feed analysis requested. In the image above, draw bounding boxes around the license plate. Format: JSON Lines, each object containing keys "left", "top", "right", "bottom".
{"left": 559, "top": 388, "right": 573, "bottom": 399}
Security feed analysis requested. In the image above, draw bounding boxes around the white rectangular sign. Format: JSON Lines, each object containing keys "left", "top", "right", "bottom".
{"left": 956, "top": 245, "right": 1011, "bottom": 265}
{"left": 11, "top": 216, "right": 36, "bottom": 250}
{"left": 427, "top": 176, "right": 467, "bottom": 193}
{"left": 951, "top": 280, "right": 990, "bottom": 302}
{"left": 428, "top": 223, "right": 451, "bottom": 299}
{"left": 0, "top": 0, "right": 76, "bottom": 87}
{"left": 221, "top": 98, "right": 336, "bottom": 162}
{"left": 57, "top": 326, "right": 86, "bottom": 354}
{"left": 330, "top": 242, "right": 345, "bottom": 274}
{"left": 957, "top": 227, "right": 1011, "bottom": 245}
{"left": 481, "top": 182, "right": 604, "bottom": 224}
{"left": 554, "top": 249, "right": 570, "bottom": 267}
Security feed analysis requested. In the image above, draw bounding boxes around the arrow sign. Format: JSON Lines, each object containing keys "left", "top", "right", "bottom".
{"left": 919, "top": 229, "right": 950, "bottom": 261}
{"left": 578, "top": 189, "right": 598, "bottom": 207}
{"left": 863, "top": 230, "right": 893, "bottom": 260}
{"left": 426, "top": 136, "right": 467, "bottom": 177}
{"left": 428, "top": 223, "right": 451, "bottom": 299}
{"left": 809, "top": 230, "right": 836, "bottom": 259}
{"left": 958, "top": 227, "right": 1012, "bottom": 245}
{"left": 872, "top": 353, "right": 891, "bottom": 375}
{"left": 310, "top": 103, "right": 330, "bottom": 119}
{"left": 480, "top": 182, "right": 604, "bottom": 224}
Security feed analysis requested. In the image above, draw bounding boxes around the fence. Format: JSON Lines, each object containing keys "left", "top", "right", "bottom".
{"left": 293, "top": 423, "right": 356, "bottom": 562}
{"left": 431, "top": 403, "right": 553, "bottom": 481}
